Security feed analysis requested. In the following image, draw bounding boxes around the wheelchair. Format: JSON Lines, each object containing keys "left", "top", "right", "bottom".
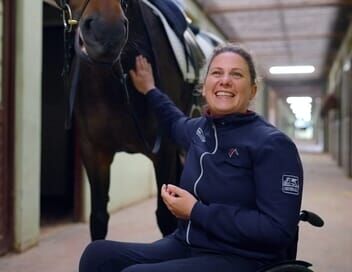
{"left": 257, "top": 210, "right": 324, "bottom": 272}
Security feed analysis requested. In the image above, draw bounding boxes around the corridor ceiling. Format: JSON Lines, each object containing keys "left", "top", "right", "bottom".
{"left": 194, "top": 0, "right": 352, "bottom": 96}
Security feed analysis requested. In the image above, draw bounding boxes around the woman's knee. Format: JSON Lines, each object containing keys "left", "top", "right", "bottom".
{"left": 79, "top": 240, "right": 117, "bottom": 272}
{"left": 122, "top": 264, "right": 152, "bottom": 272}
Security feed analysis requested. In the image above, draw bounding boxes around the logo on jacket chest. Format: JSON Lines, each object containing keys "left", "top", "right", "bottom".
{"left": 228, "top": 147, "right": 239, "bottom": 158}
{"left": 227, "top": 147, "right": 240, "bottom": 158}
{"left": 196, "top": 127, "right": 206, "bottom": 142}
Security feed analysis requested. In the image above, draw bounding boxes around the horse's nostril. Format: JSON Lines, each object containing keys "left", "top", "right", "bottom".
{"left": 83, "top": 17, "right": 94, "bottom": 32}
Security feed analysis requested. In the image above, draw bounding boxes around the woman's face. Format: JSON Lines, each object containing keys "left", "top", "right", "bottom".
{"left": 202, "top": 52, "right": 257, "bottom": 116}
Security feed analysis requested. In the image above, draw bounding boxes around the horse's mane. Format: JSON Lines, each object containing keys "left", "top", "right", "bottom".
{"left": 121, "top": 0, "right": 164, "bottom": 88}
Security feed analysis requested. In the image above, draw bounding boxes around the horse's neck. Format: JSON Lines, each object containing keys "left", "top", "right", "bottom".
{"left": 77, "top": 59, "right": 123, "bottom": 103}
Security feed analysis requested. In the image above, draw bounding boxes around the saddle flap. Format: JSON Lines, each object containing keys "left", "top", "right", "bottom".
{"left": 141, "top": 0, "right": 207, "bottom": 83}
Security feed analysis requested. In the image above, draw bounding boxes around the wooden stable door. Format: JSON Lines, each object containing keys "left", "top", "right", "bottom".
{"left": 0, "top": 0, "right": 14, "bottom": 255}
{"left": 0, "top": 108, "right": 4, "bottom": 252}
{"left": 0, "top": 103, "right": 10, "bottom": 255}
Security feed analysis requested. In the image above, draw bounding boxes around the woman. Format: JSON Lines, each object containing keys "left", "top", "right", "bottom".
{"left": 79, "top": 43, "right": 303, "bottom": 272}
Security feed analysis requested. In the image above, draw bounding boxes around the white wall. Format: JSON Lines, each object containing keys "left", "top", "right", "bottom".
{"left": 14, "top": 0, "right": 42, "bottom": 251}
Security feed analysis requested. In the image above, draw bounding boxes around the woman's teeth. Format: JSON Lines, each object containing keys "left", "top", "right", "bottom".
{"left": 215, "top": 91, "right": 234, "bottom": 97}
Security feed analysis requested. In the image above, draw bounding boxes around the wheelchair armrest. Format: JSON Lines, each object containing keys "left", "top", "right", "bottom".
{"left": 256, "top": 260, "right": 313, "bottom": 272}
{"left": 300, "top": 210, "right": 324, "bottom": 227}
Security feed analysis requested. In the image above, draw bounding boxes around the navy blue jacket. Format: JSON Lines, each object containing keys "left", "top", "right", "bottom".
{"left": 147, "top": 88, "right": 303, "bottom": 261}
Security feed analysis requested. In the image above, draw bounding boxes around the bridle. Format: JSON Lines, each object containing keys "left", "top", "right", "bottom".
{"left": 53, "top": 0, "right": 160, "bottom": 154}
{"left": 53, "top": 0, "right": 91, "bottom": 132}
{"left": 54, "top": 0, "right": 91, "bottom": 32}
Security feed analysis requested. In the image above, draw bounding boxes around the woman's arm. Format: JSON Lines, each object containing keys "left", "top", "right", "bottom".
{"left": 130, "top": 55, "right": 194, "bottom": 148}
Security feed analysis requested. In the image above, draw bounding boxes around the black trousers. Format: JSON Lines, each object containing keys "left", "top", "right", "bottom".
{"left": 79, "top": 236, "right": 264, "bottom": 272}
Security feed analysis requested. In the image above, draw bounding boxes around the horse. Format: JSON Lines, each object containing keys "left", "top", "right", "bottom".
{"left": 53, "top": 0, "right": 198, "bottom": 240}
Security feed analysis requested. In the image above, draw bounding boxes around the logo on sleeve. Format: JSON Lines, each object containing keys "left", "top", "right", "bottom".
{"left": 282, "top": 175, "right": 299, "bottom": 195}
{"left": 196, "top": 127, "right": 206, "bottom": 142}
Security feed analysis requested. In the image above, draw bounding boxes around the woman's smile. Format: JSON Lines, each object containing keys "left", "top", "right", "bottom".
{"left": 215, "top": 91, "right": 235, "bottom": 97}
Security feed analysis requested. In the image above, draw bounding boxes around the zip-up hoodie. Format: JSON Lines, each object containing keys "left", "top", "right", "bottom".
{"left": 146, "top": 88, "right": 303, "bottom": 261}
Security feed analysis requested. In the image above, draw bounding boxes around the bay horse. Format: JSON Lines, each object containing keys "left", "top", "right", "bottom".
{"left": 54, "top": 0, "right": 196, "bottom": 240}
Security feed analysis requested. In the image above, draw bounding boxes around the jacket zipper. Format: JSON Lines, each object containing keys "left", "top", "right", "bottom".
{"left": 186, "top": 123, "right": 218, "bottom": 245}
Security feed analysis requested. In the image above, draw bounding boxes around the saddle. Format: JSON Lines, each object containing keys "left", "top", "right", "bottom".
{"left": 141, "top": 0, "right": 223, "bottom": 84}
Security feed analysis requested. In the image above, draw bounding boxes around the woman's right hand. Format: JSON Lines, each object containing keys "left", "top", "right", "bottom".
{"left": 129, "top": 55, "right": 155, "bottom": 95}
{"left": 161, "top": 184, "right": 197, "bottom": 220}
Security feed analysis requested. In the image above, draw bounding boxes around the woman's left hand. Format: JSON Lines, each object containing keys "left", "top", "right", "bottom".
{"left": 161, "top": 184, "right": 197, "bottom": 220}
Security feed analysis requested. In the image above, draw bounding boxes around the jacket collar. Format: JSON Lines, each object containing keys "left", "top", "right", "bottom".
{"left": 205, "top": 110, "right": 258, "bottom": 126}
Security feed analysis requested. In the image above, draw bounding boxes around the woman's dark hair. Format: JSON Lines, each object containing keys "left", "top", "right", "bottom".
{"left": 203, "top": 43, "right": 257, "bottom": 85}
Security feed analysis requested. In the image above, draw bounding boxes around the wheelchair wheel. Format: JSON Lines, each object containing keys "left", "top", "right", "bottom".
{"left": 257, "top": 260, "right": 314, "bottom": 272}
{"left": 263, "top": 264, "right": 313, "bottom": 272}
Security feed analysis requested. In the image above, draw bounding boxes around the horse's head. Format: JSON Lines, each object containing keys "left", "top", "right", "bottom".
{"left": 69, "top": 0, "right": 129, "bottom": 63}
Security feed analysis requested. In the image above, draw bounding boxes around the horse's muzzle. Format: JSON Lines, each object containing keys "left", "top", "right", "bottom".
{"left": 80, "top": 15, "right": 128, "bottom": 63}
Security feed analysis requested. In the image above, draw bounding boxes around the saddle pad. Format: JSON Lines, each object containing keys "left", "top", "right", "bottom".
{"left": 196, "top": 30, "right": 224, "bottom": 59}
{"left": 142, "top": 0, "right": 198, "bottom": 83}
{"left": 148, "top": 0, "right": 188, "bottom": 43}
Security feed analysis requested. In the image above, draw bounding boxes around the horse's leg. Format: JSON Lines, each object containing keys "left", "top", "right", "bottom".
{"left": 80, "top": 140, "right": 114, "bottom": 240}
{"left": 153, "top": 143, "right": 181, "bottom": 236}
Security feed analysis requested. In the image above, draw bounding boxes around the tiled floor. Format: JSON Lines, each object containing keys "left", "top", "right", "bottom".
{"left": 0, "top": 150, "right": 351, "bottom": 272}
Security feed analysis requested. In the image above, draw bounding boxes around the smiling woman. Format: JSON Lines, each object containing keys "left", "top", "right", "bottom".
{"left": 79, "top": 43, "right": 305, "bottom": 272}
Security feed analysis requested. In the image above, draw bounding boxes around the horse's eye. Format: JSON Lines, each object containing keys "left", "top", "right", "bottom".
{"left": 121, "top": 0, "right": 128, "bottom": 11}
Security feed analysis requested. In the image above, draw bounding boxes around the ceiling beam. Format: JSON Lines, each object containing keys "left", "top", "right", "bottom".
{"left": 204, "top": 0, "right": 352, "bottom": 14}
{"left": 229, "top": 32, "right": 345, "bottom": 43}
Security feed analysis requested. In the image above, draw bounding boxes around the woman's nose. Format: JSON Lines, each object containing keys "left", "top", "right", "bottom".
{"left": 219, "top": 75, "right": 232, "bottom": 86}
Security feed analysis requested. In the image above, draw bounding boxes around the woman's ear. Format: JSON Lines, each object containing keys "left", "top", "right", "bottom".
{"left": 250, "top": 84, "right": 257, "bottom": 100}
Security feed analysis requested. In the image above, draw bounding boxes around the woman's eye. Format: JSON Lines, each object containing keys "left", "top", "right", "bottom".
{"left": 231, "top": 72, "right": 242, "bottom": 78}
{"left": 211, "top": 71, "right": 222, "bottom": 76}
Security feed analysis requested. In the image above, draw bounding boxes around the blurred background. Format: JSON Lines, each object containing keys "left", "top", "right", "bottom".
{"left": 0, "top": 1, "right": 351, "bottom": 271}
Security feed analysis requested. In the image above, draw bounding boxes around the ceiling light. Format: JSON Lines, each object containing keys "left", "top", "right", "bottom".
{"left": 286, "top": 96, "right": 312, "bottom": 122}
{"left": 286, "top": 97, "right": 312, "bottom": 104}
{"left": 269, "top": 65, "right": 315, "bottom": 74}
